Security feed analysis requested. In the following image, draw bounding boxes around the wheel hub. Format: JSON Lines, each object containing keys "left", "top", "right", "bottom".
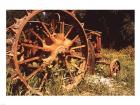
{"left": 42, "top": 33, "right": 72, "bottom": 65}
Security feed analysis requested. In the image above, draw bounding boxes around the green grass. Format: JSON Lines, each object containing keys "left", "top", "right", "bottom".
{"left": 93, "top": 46, "right": 134, "bottom": 95}
{"left": 6, "top": 46, "right": 135, "bottom": 96}
{"left": 99, "top": 46, "right": 134, "bottom": 89}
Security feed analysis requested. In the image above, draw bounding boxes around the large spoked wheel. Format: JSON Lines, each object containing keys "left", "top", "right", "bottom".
{"left": 12, "top": 10, "right": 88, "bottom": 95}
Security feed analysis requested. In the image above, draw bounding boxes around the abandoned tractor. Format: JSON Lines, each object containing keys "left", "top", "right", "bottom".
{"left": 6, "top": 10, "right": 120, "bottom": 95}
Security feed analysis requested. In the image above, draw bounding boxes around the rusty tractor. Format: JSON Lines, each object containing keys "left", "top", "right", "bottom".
{"left": 6, "top": 10, "right": 120, "bottom": 95}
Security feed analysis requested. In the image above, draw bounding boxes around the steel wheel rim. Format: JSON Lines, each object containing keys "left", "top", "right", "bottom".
{"left": 10, "top": 10, "right": 89, "bottom": 95}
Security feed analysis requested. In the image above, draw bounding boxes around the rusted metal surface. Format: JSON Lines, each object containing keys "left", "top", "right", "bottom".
{"left": 109, "top": 59, "right": 121, "bottom": 77}
{"left": 6, "top": 10, "right": 120, "bottom": 95}
{"left": 7, "top": 10, "right": 89, "bottom": 95}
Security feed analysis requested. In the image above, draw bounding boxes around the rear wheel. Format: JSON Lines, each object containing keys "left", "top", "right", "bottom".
{"left": 8, "top": 10, "right": 89, "bottom": 95}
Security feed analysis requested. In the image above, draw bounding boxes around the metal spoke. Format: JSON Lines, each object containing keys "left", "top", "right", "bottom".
{"left": 65, "top": 26, "right": 73, "bottom": 38}
{"left": 71, "top": 35, "right": 79, "bottom": 43}
{"left": 26, "top": 67, "right": 42, "bottom": 80}
{"left": 51, "top": 19, "right": 56, "bottom": 33}
{"left": 29, "top": 29, "right": 43, "bottom": 43}
{"left": 39, "top": 73, "right": 48, "bottom": 91}
{"left": 41, "top": 22, "right": 51, "bottom": 36}
{"left": 71, "top": 63, "right": 84, "bottom": 72}
{"left": 20, "top": 43, "right": 50, "bottom": 51}
{"left": 65, "top": 59, "right": 74, "bottom": 82}
{"left": 18, "top": 56, "right": 40, "bottom": 65}
{"left": 60, "top": 22, "right": 64, "bottom": 34}
{"left": 71, "top": 45, "right": 86, "bottom": 50}
{"left": 42, "top": 30, "right": 49, "bottom": 37}
{"left": 59, "top": 22, "right": 65, "bottom": 39}
{"left": 21, "top": 43, "right": 43, "bottom": 50}
{"left": 42, "top": 22, "right": 57, "bottom": 42}
{"left": 68, "top": 55, "right": 85, "bottom": 60}
{"left": 28, "top": 21, "right": 41, "bottom": 23}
